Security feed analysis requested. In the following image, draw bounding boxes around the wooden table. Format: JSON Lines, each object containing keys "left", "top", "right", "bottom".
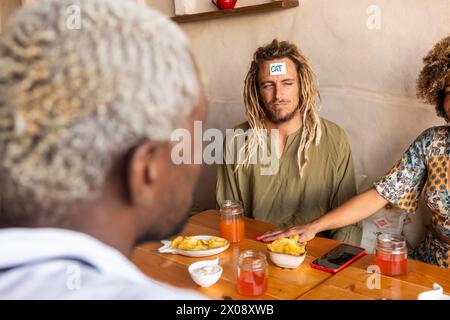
{"left": 132, "top": 210, "right": 450, "bottom": 300}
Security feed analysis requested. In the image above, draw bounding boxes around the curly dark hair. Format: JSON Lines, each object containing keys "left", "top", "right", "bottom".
{"left": 416, "top": 35, "right": 450, "bottom": 119}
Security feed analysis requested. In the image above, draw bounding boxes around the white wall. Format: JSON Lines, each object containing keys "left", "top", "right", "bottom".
{"left": 0, "top": 0, "right": 22, "bottom": 33}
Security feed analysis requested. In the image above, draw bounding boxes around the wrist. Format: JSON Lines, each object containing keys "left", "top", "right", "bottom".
{"left": 309, "top": 219, "right": 324, "bottom": 234}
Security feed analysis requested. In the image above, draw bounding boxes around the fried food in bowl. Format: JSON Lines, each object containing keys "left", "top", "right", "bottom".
{"left": 267, "top": 235, "right": 307, "bottom": 269}
{"left": 171, "top": 236, "right": 228, "bottom": 251}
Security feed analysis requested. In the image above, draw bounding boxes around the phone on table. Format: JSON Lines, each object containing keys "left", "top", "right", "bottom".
{"left": 310, "top": 244, "right": 366, "bottom": 274}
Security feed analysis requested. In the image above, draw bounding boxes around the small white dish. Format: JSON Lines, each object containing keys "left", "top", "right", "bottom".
{"left": 417, "top": 283, "right": 450, "bottom": 300}
{"left": 268, "top": 250, "right": 306, "bottom": 269}
{"left": 188, "top": 257, "right": 223, "bottom": 288}
{"left": 158, "top": 235, "right": 230, "bottom": 257}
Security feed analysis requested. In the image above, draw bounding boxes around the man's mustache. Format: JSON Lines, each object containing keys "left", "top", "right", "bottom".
{"left": 270, "top": 100, "right": 291, "bottom": 106}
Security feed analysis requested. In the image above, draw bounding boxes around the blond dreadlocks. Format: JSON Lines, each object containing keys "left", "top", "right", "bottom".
{"left": 239, "top": 39, "right": 322, "bottom": 176}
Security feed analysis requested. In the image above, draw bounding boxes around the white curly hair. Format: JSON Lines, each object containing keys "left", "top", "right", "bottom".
{"left": 0, "top": 0, "right": 200, "bottom": 224}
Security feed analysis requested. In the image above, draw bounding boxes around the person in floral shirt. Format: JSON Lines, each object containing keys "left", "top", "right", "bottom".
{"left": 257, "top": 35, "right": 450, "bottom": 268}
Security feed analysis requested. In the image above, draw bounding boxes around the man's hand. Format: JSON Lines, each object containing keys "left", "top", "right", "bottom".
{"left": 256, "top": 223, "right": 318, "bottom": 243}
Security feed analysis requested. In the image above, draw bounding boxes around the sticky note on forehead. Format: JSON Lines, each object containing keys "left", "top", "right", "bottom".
{"left": 269, "top": 63, "right": 286, "bottom": 76}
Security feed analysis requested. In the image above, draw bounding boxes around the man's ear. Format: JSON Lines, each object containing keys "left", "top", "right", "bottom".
{"left": 126, "top": 141, "right": 165, "bottom": 207}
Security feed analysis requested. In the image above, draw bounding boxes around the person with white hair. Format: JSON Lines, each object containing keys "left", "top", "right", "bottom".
{"left": 0, "top": 0, "right": 207, "bottom": 299}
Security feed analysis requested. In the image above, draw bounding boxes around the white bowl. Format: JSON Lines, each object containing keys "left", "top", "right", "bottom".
{"left": 268, "top": 250, "right": 306, "bottom": 269}
{"left": 188, "top": 257, "right": 223, "bottom": 288}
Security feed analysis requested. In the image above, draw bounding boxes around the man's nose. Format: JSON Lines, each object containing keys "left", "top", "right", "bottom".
{"left": 274, "top": 83, "right": 284, "bottom": 101}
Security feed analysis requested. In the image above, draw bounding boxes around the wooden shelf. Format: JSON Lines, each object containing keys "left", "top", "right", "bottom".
{"left": 171, "top": 0, "right": 299, "bottom": 24}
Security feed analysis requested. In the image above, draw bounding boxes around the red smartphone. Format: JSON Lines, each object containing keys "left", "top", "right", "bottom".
{"left": 310, "top": 243, "right": 366, "bottom": 274}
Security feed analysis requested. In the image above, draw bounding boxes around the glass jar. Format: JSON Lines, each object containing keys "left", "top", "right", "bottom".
{"left": 236, "top": 250, "right": 268, "bottom": 296}
{"left": 375, "top": 233, "right": 408, "bottom": 276}
{"left": 219, "top": 200, "right": 245, "bottom": 243}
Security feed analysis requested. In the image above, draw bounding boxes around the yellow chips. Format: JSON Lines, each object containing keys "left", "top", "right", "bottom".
{"left": 171, "top": 236, "right": 228, "bottom": 251}
{"left": 267, "top": 234, "right": 306, "bottom": 256}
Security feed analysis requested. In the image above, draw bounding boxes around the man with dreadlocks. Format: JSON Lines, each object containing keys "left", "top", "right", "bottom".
{"left": 217, "top": 39, "right": 362, "bottom": 245}
{"left": 259, "top": 36, "right": 450, "bottom": 269}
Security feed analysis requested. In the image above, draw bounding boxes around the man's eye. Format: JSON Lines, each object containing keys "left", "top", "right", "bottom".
{"left": 445, "top": 91, "right": 450, "bottom": 96}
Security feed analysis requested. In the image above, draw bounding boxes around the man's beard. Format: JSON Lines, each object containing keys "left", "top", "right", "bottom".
{"left": 265, "top": 105, "right": 299, "bottom": 124}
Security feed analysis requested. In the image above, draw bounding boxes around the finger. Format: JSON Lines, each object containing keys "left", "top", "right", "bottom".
{"left": 262, "top": 230, "right": 294, "bottom": 242}
{"left": 256, "top": 229, "right": 284, "bottom": 240}
{"left": 258, "top": 233, "right": 281, "bottom": 242}
{"left": 298, "top": 233, "right": 314, "bottom": 244}
{"left": 298, "top": 234, "right": 308, "bottom": 244}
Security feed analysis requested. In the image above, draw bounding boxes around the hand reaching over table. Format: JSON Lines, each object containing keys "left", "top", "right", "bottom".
{"left": 257, "top": 189, "right": 389, "bottom": 244}
{"left": 256, "top": 223, "right": 319, "bottom": 243}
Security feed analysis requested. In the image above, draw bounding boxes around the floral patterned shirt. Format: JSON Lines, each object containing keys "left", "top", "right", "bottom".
{"left": 374, "top": 126, "right": 450, "bottom": 268}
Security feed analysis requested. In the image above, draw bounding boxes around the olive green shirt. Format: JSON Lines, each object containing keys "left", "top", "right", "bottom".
{"left": 216, "top": 118, "right": 362, "bottom": 245}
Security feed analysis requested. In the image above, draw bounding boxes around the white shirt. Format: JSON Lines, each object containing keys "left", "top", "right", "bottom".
{"left": 0, "top": 228, "right": 207, "bottom": 300}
